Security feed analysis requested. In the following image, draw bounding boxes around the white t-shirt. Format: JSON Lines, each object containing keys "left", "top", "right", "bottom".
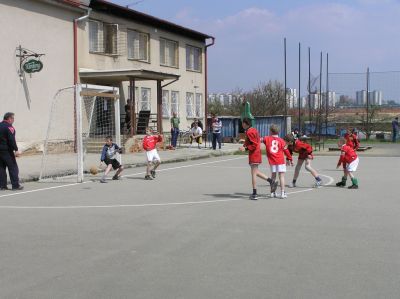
{"left": 191, "top": 127, "right": 203, "bottom": 136}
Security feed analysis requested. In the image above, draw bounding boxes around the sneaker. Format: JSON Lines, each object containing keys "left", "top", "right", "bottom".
{"left": 145, "top": 175, "right": 153, "bottom": 180}
{"left": 12, "top": 185, "right": 24, "bottom": 190}
{"left": 288, "top": 182, "right": 296, "bottom": 188}
{"left": 112, "top": 175, "right": 120, "bottom": 180}
{"left": 336, "top": 181, "right": 345, "bottom": 187}
{"left": 150, "top": 170, "right": 156, "bottom": 178}
{"left": 249, "top": 194, "right": 258, "bottom": 200}
{"left": 314, "top": 180, "right": 322, "bottom": 188}
{"left": 348, "top": 184, "right": 359, "bottom": 189}
{"left": 0, "top": 186, "right": 9, "bottom": 191}
{"left": 280, "top": 191, "right": 288, "bottom": 199}
{"left": 271, "top": 181, "right": 278, "bottom": 193}
{"left": 100, "top": 179, "right": 107, "bottom": 183}
{"left": 270, "top": 192, "right": 276, "bottom": 198}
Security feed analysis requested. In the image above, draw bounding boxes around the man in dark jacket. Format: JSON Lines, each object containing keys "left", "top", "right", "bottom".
{"left": 0, "top": 112, "right": 23, "bottom": 190}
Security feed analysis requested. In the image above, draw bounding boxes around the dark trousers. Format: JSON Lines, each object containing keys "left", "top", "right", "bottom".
{"left": 171, "top": 128, "right": 179, "bottom": 148}
{"left": 0, "top": 150, "right": 20, "bottom": 188}
{"left": 393, "top": 130, "right": 398, "bottom": 142}
{"left": 212, "top": 133, "right": 222, "bottom": 150}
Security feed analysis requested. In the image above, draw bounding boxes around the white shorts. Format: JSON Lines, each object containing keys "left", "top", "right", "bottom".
{"left": 346, "top": 157, "right": 359, "bottom": 172}
{"left": 270, "top": 164, "right": 286, "bottom": 173}
{"left": 146, "top": 149, "right": 161, "bottom": 163}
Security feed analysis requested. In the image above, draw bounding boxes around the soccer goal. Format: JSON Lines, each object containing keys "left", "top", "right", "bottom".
{"left": 39, "top": 84, "right": 121, "bottom": 182}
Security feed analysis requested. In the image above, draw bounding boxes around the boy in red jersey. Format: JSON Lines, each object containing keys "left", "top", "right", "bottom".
{"left": 283, "top": 134, "right": 322, "bottom": 188}
{"left": 142, "top": 127, "right": 162, "bottom": 180}
{"left": 336, "top": 138, "right": 359, "bottom": 189}
{"left": 239, "top": 118, "right": 273, "bottom": 200}
{"left": 344, "top": 129, "right": 360, "bottom": 151}
{"left": 263, "top": 125, "right": 293, "bottom": 198}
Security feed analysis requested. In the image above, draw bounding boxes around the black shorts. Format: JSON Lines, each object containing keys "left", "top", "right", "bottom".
{"left": 105, "top": 158, "right": 121, "bottom": 170}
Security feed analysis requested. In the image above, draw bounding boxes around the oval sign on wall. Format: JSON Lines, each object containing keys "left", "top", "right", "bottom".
{"left": 23, "top": 59, "right": 43, "bottom": 73}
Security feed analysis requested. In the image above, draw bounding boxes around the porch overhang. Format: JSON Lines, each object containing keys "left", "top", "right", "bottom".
{"left": 79, "top": 68, "right": 180, "bottom": 84}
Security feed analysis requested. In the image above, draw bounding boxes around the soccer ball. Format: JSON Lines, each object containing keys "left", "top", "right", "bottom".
{"left": 89, "top": 166, "right": 98, "bottom": 175}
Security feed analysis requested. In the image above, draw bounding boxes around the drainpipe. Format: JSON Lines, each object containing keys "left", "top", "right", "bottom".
{"left": 73, "top": 7, "right": 91, "bottom": 151}
{"left": 74, "top": 8, "right": 91, "bottom": 85}
{"left": 204, "top": 37, "right": 215, "bottom": 135}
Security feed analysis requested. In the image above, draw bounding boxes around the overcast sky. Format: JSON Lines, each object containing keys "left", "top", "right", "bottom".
{"left": 111, "top": 0, "right": 400, "bottom": 99}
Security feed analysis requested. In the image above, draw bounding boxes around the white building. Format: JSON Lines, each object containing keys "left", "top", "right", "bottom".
{"left": 369, "top": 90, "right": 383, "bottom": 106}
{"left": 322, "top": 91, "right": 337, "bottom": 107}
{"left": 356, "top": 90, "right": 367, "bottom": 106}
{"left": 286, "top": 88, "right": 297, "bottom": 108}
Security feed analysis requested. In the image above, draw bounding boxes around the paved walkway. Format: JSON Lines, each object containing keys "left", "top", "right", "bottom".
{"left": 17, "top": 144, "right": 240, "bottom": 182}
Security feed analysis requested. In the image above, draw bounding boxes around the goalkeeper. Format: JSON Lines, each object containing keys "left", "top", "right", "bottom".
{"left": 100, "top": 136, "right": 124, "bottom": 183}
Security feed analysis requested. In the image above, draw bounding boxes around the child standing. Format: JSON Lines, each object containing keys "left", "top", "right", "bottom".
{"left": 336, "top": 138, "right": 360, "bottom": 189}
{"left": 100, "top": 136, "right": 124, "bottom": 183}
{"left": 239, "top": 118, "right": 274, "bottom": 200}
{"left": 143, "top": 127, "right": 162, "bottom": 180}
{"left": 263, "top": 125, "right": 293, "bottom": 198}
{"left": 283, "top": 134, "right": 322, "bottom": 188}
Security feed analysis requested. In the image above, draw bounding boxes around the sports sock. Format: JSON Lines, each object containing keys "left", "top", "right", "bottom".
{"left": 292, "top": 179, "right": 297, "bottom": 184}
{"left": 315, "top": 176, "right": 321, "bottom": 182}
{"left": 351, "top": 178, "right": 358, "bottom": 186}
{"left": 341, "top": 176, "right": 347, "bottom": 184}
{"left": 253, "top": 189, "right": 257, "bottom": 195}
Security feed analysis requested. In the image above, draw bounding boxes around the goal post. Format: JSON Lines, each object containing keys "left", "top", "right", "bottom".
{"left": 39, "top": 84, "right": 121, "bottom": 183}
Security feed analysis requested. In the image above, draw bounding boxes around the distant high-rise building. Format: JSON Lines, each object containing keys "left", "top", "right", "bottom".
{"left": 356, "top": 90, "right": 367, "bottom": 106}
{"left": 322, "top": 91, "right": 337, "bottom": 107}
{"left": 286, "top": 88, "right": 297, "bottom": 108}
{"left": 369, "top": 90, "right": 383, "bottom": 106}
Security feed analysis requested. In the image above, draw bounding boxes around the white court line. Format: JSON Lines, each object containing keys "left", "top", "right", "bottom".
{"left": 0, "top": 156, "right": 246, "bottom": 199}
{"left": 0, "top": 173, "right": 335, "bottom": 209}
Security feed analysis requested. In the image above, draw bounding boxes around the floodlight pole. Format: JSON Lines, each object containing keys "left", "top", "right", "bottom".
{"left": 284, "top": 37, "right": 287, "bottom": 134}
{"left": 308, "top": 47, "right": 312, "bottom": 135}
{"left": 298, "top": 42, "right": 301, "bottom": 133}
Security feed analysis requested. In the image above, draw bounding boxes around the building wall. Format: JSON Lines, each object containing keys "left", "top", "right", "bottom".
{"left": 77, "top": 11, "right": 206, "bottom": 132}
{"left": 0, "top": 0, "right": 81, "bottom": 144}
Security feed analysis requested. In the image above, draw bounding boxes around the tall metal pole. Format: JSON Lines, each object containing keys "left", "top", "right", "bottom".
{"left": 298, "top": 42, "right": 301, "bottom": 133}
{"left": 308, "top": 47, "right": 311, "bottom": 135}
{"left": 284, "top": 37, "right": 287, "bottom": 134}
{"left": 325, "top": 53, "right": 329, "bottom": 136}
{"left": 319, "top": 51, "right": 322, "bottom": 139}
{"left": 366, "top": 67, "right": 370, "bottom": 139}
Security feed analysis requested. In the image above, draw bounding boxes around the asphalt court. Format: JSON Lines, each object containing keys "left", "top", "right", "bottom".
{"left": 0, "top": 155, "right": 399, "bottom": 299}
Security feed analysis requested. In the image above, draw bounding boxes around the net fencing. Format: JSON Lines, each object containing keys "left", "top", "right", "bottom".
{"left": 39, "top": 84, "right": 120, "bottom": 182}
{"left": 328, "top": 70, "right": 400, "bottom": 138}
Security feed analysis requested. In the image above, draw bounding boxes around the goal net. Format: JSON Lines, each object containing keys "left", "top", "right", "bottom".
{"left": 39, "top": 84, "right": 121, "bottom": 182}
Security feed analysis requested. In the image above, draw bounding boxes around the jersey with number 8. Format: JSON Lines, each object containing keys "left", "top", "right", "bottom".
{"left": 263, "top": 135, "right": 291, "bottom": 165}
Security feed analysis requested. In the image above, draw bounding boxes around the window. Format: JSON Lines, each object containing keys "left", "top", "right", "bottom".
{"left": 89, "top": 20, "right": 118, "bottom": 55}
{"left": 186, "top": 92, "right": 194, "bottom": 117}
{"left": 140, "top": 88, "right": 151, "bottom": 111}
{"left": 186, "top": 45, "right": 202, "bottom": 72}
{"left": 160, "top": 38, "right": 178, "bottom": 67}
{"left": 195, "top": 93, "right": 202, "bottom": 117}
{"left": 162, "top": 90, "right": 170, "bottom": 117}
{"left": 171, "top": 91, "right": 179, "bottom": 115}
{"left": 127, "top": 30, "right": 149, "bottom": 61}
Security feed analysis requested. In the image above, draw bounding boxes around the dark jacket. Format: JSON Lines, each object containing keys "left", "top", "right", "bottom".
{"left": 0, "top": 121, "right": 18, "bottom": 152}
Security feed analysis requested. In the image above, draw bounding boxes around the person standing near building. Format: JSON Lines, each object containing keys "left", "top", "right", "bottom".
{"left": 0, "top": 112, "right": 23, "bottom": 190}
{"left": 211, "top": 113, "right": 222, "bottom": 150}
{"left": 170, "top": 112, "right": 180, "bottom": 149}
{"left": 392, "top": 117, "right": 399, "bottom": 142}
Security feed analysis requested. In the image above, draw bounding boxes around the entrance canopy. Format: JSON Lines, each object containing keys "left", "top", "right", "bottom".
{"left": 79, "top": 68, "right": 180, "bottom": 84}
{"left": 79, "top": 68, "right": 180, "bottom": 135}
